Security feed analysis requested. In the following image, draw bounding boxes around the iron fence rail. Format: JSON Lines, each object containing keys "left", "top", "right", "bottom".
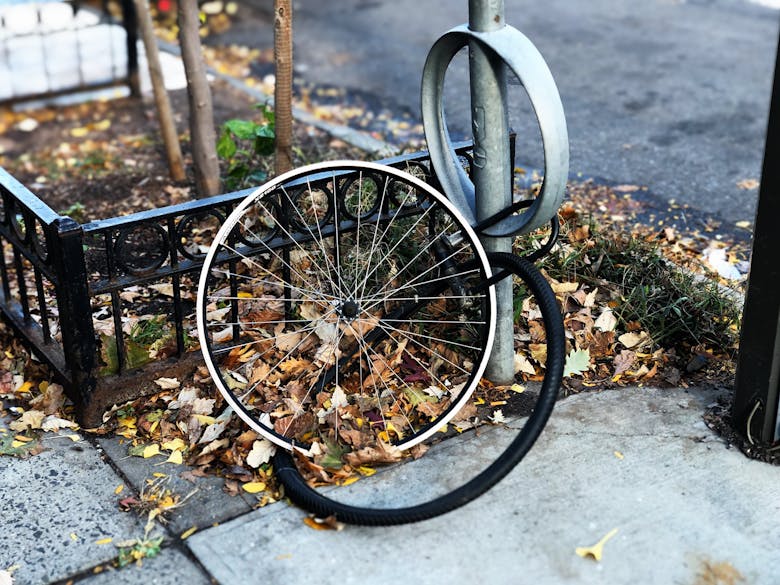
{"left": 0, "top": 149, "right": 473, "bottom": 426}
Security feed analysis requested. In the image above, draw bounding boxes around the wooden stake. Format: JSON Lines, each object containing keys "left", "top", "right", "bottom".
{"left": 134, "top": 0, "right": 185, "bottom": 181}
{"left": 178, "top": 0, "right": 221, "bottom": 196}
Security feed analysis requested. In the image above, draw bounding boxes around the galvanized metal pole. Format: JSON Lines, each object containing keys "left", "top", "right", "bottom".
{"left": 469, "top": 0, "right": 515, "bottom": 384}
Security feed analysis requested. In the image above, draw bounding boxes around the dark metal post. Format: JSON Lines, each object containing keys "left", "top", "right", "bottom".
{"left": 50, "top": 217, "right": 98, "bottom": 421}
{"left": 732, "top": 35, "right": 780, "bottom": 443}
{"left": 469, "top": 0, "right": 514, "bottom": 384}
{"left": 121, "top": 0, "right": 141, "bottom": 96}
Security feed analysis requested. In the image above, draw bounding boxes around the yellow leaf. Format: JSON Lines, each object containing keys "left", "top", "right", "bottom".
{"left": 237, "top": 291, "right": 253, "bottom": 299}
{"left": 152, "top": 472, "right": 167, "bottom": 478}
{"left": 142, "top": 444, "right": 161, "bottom": 458}
{"left": 356, "top": 466, "right": 376, "bottom": 477}
{"left": 10, "top": 410, "right": 44, "bottom": 431}
{"left": 93, "top": 119, "right": 111, "bottom": 131}
{"left": 16, "top": 381, "right": 33, "bottom": 394}
{"left": 161, "top": 438, "right": 186, "bottom": 452}
{"left": 65, "top": 434, "right": 80, "bottom": 442}
{"left": 180, "top": 526, "right": 197, "bottom": 540}
{"left": 95, "top": 537, "right": 113, "bottom": 545}
{"left": 166, "top": 450, "right": 183, "bottom": 465}
{"left": 614, "top": 451, "right": 624, "bottom": 460}
{"left": 70, "top": 532, "right": 79, "bottom": 541}
{"left": 340, "top": 476, "right": 360, "bottom": 486}
{"left": 194, "top": 414, "right": 216, "bottom": 425}
{"left": 13, "top": 435, "right": 33, "bottom": 443}
{"left": 114, "top": 484, "right": 125, "bottom": 495}
{"left": 510, "top": 384, "right": 525, "bottom": 393}
{"left": 11, "top": 440, "right": 25, "bottom": 448}
{"left": 241, "top": 481, "right": 266, "bottom": 494}
{"left": 70, "top": 126, "right": 89, "bottom": 137}
{"left": 575, "top": 528, "right": 619, "bottom": 562}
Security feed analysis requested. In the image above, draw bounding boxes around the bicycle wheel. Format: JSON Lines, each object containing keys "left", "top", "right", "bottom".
{"left": 197, "top": 161, "right": 496, "bottom": 455}
{"left": 274, "top": 252, "right": 565, "bottom": 525}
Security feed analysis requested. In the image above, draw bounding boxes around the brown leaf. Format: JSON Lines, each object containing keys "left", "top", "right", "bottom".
{"left": 344, "top": 441, "right": 403, "bottom": 467}
{"left": 613, "top": 350, "right": 636, "bottom": 376}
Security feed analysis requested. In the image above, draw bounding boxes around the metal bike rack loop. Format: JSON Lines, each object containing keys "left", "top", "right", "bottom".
{"left": 421, "top": 0, "right": 569, "bottom": 383}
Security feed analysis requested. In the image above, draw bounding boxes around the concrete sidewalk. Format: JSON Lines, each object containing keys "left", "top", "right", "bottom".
{"left": 2, "top": 385, "right": 777, "bottom": 585}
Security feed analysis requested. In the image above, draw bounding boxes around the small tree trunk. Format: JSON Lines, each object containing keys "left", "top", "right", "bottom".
{"left": 178, "top": 0, "right": 220, "bottom": 196}
{"left": 134, "top": 0, "right": 185, "bottom": 181}
{"left": 274, "top": 0, "right": 293, "bottom": 175}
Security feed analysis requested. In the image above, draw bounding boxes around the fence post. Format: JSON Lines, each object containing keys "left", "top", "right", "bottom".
{"left": 50, "top": 217, "right": 98, "bottom": 422}
{"left": 732, "top": 35, "right": 780, "bottom": 443}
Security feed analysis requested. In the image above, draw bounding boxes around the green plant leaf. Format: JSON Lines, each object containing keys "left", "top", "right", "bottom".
{"left": 563, "top": 348, "right": 591, "bottom": 378}
{"left": 254, "top": 134, "right": 275, "bottom": 157}
{"left": 216, "top": 130, "right": 237, "bottom": 160}
{"left": 224, "top": 119, "right": 258, "bottom": 140}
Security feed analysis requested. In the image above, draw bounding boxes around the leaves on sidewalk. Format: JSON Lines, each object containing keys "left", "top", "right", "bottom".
{"left": 575, "top": 527, "right": 619, "bottom": 562}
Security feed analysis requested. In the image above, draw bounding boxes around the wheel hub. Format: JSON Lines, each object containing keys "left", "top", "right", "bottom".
{"left": 340, "top": 299, "right": 360, "bottom": 319}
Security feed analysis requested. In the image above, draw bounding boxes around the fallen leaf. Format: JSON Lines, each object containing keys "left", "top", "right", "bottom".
{"left": 613, "top": 350, "right": 636, "bottom": 376}
{"left": 551, "top": 281, "right": 579, "bottom": 294}
{"left": 180, "top": 526, "right": 197, "bottom": 540}
{"left": 154, "top": 377, "right": 180, "bottom": 390}
{"left": 143, "top": 444, "right": 161, "bottom": 458}
{"left": 594, "top": 309, "right": 617, "bottom": 332}
{"left": 303, "top": 515, "right": 343, "bottom": 531}
{"left": 115, "top": 484, "right": 125, "bottom": 495}
{"left": 241, "top": 481, "right": 266, "bottom": 494}
{"left": 736, "top": 178, "right": 759, "bottom": 190}
{"left": 161, "top": 438, "right": 186, "bottom": 452}
{"left": 198, "top": 408, "right": 233, "bottom": 444}
{"left": 166, "top": 450, "right": 183, "bottom": 465}
{"left": 618, "top": 331, "right": 650, "bottom": 349}
{"left": 575, "top": 528, "right": 619, "bottom": 561}
{"left": 41, "top": 416, "right": 79, "bottom": 432}
{"left": 514, "top": 353, "right": 537, "bottom": 375}
{"left": 9, "top": 409, "right": 44, "bottom": 431}
{"left": 563, "top": 348, "right": 591, "bottom": 377}
{"left": 246, "top": 439, "right": 276, "bottom": 468}
{"left": 489, "top": 409, "right": 506, "bottom": 424}
{"left": 95, "top": 537, "right": 113, "bottom": 545}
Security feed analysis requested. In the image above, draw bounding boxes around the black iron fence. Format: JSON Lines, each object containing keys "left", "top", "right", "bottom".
{"left": 0, "top": 150, "right": 461, "bottom": 426}
{"left": 0, "top": 0, "right": 138, "bottom": 105}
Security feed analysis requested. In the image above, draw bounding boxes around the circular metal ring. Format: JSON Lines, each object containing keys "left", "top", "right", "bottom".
{"left": 114, "top": 223, "right": 169, "bottom": 276}
{"left": 339, "top": 171, "right": 383, "bottom": 221}
{"left": 175, "top": 210, "right": 226, "bottom": 261}
{"left": 421, "top": 24, "right": 569, "bottom": 237}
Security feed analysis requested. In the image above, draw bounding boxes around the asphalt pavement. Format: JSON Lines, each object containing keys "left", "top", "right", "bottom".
{"left": 229, "top": 0, "right": 780, "bottom": 225}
